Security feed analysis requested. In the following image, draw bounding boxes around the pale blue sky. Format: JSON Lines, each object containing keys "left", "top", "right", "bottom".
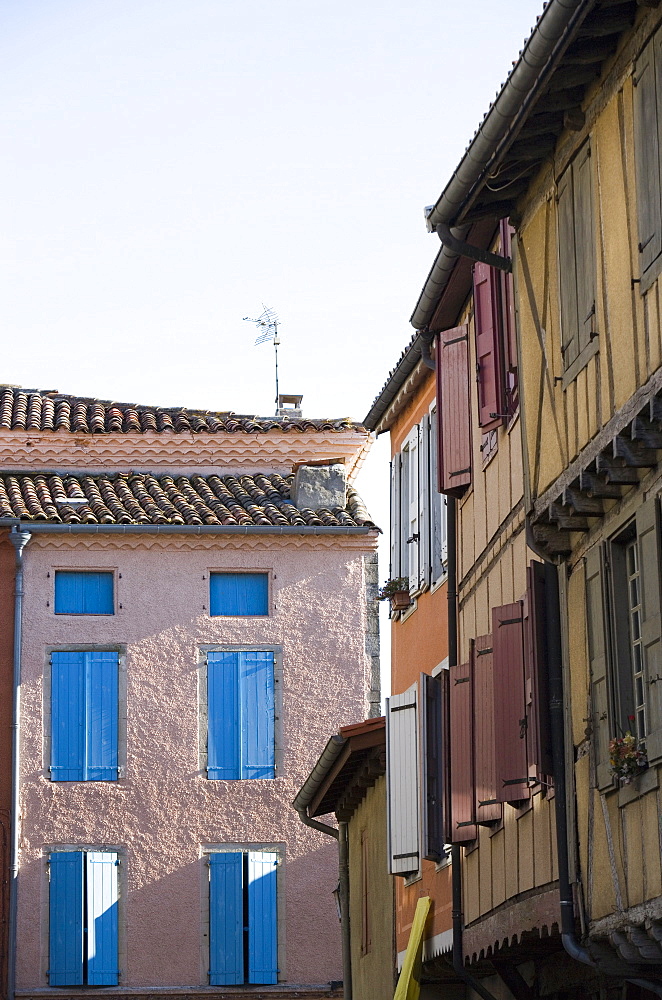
{"left": 1, "top": 1, "right": 540, "bottom": 675}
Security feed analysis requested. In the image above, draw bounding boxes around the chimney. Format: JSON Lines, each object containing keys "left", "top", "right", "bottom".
{"left": 277, "top": 393, "right": 303, "bottom": 418}
{"left": 293, "top": 462, "right": 347, "bottom": 511}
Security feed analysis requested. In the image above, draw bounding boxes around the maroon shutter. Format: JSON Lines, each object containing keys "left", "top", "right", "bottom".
{"left": 473, "top": 262, "right": 504, "bottom": 430}
{"left": 422, "top": 673, "right": 446, "bottom": 861}
{"left": 499, "top": 218, "right": 519, "bottom": 413}
{"left": 473, "top": 635, "right": 502, "bottom": 824}
{"left": 449, "top": 660, "right": 476, "bottom": 841}
{"left": 525, "top": 562, "right": 554, "bottom": 781}
{"left": 436, "top": 325, "right": 472, "bottom": 497}
{"left": 493, "top": 602, "right": 531, "bottom": 803}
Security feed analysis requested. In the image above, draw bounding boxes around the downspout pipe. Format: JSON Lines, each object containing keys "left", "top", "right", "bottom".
{"left": 411, "top": 0, "right": 593, "bottom": 332}
{"left": 7, "top": 527, "right": 31, "bottom": 1000}
{"left": 447, "top": 498, "right": 499, "bottom": 1000}
{"left": 541, "top": 552, "right": 662, "bottom": 993}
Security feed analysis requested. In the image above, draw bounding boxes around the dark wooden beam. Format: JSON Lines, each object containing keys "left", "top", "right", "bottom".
{"left": 561, "top": 487, "right": 604, "bottom": 515}
{"left": 631, "top": 416, "right": 662, "bottom": 449}
{"left": 564, "top": 38, "right": 618, "bottom": 64}
{"left": 532, "top": 524, "right": 572, "bottom": 554}
{"left": 595, "top": 453, "right": 640, "bottom": 484}
{"left": 548, "top": 504, "right": 590, "bottom": 531}
{"left": 578, "top": 470, "right": 623, "bottom": 499}
{"left": 613, "top": 435, "right": 657, "bottom": 467}
{"left": 537, "top": 86, "right": 587, "bottom": 113}
{"left": 576, "top": 11, "right": 635, "bottom": 36}
{"left": 546, "top": 65, "right": 601, "bottom": 92}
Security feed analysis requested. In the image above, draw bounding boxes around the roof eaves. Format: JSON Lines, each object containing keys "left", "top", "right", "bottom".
{"left": 363, "top": 332, "right": 424, "bottom": 432}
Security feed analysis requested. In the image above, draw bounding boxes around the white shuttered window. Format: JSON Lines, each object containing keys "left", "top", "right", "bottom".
{"left": 390, "top": 413, "right": 447, "bottom": 592}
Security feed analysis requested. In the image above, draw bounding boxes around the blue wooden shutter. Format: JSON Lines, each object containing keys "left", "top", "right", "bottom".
{"left": 85, "top": 652, "right": 119, "bottom": 781}
{"left": 51, "top": 652, "right": 85, "bottom": 781}
{"left": 210, "top": 573, "right": 268, "bottom": 616}
{"left": 209, "top": 853, "right": 244, "bottom": 985}
{"left": 247, "top": 852, "right": 278, "bottom": 984}
{"left": 207, "top": 652, "right": 241, "bottom": 779}
{"left": 241, "top": 652, "right": 275, "bottom": 779}
{"left": 86, "top": 852, "right": 119, "bottom": 985}
{"left": 54, "top": 571, "right": 114, "bottom": 614}
{"left": 49, "top": 852, "right": 84, "bottom": 985}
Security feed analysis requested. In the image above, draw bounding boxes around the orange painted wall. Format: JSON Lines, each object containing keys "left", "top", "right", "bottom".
{"left": 0, "top": 531, "right": 16, "bottom": 1000}
{"left": 387, "top": 368, "right": 452, "bottom": 958}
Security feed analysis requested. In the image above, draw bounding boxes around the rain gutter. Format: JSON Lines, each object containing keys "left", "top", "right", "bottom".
{"left": 0, "top": 520, "right": 375, "bottom": 536}
{"left": 293, "top": 736, "right": 353, "bottom": 1000}
{"left": 7, "top": 527, "right": 31, "bottom": 1000}
{"left": 411, "top": 0, "right": 592, "bottom": 331}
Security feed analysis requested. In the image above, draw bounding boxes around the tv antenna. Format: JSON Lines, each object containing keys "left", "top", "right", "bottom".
{"left": 243, "top": 305, "right": 280, "bottom": 414}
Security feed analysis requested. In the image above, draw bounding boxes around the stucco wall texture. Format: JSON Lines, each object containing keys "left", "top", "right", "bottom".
{"left": 16, "top": 534, "right": 376, "bottom": 988}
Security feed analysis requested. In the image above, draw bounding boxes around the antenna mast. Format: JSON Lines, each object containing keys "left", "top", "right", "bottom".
{"left": 243, "top": 305, "right": 281, "bottom": 414}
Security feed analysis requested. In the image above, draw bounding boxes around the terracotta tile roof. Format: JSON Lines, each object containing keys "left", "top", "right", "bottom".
{"left": 0, "top": 387, "right": 364, "bottom": 436}
{"left": 0, "top": 472, "right": 376, "bottom": 528}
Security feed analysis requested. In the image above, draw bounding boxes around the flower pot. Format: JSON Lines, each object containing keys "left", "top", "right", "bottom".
{"left": 389, "top": 590, "right": 411, "bottom": 611}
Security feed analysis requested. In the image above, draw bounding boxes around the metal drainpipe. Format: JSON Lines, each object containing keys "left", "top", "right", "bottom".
{"left": 7, "top": 527, "right": 31, "bottom": 1000}
{"left": 293, "top": 803, "right": 351, "bottom": 1000}
{"left": 446, "top": 498, "right": 499, "bottom": 1000}
{"left": 532, "top": 542, "right": 662, "bottom": 994}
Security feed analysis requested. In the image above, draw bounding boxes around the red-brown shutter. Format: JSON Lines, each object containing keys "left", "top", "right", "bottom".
{"left": 525, "top": 562, "right": 554, "bottom": 781}
{"left": 499, "top": 218, "right": 519, "bottom": 413}
{"left": 421, "top": 673, "right": 446, "bottom": 862}
{"left": 435, "top": 325, "right": 472, "bottom": 497}
{"left": 473, "top": 262, "right": 504, "bottom": 430}
{"left": 449, "top": 660, "right": 476, "bottom": 841}
{"left": 473, "top": 635, "right": 502, "bottom": 824}
{"left": 493, "top": 602, "right": 531, "bottom": 803}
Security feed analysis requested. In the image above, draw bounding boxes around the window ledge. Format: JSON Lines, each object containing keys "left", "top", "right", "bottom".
{"left": 562, "top": 337, "right": 599, "bottom": 389}
{"left": 617, "top": 765, "right": 659, "bottom": 808}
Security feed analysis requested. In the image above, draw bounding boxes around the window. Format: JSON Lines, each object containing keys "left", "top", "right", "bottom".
{"left": 54, "top": 571, "right": 114, "bottom": 615}
{"left": 587, "top": 498, "right": 662, "bottom": 789}
{"left": 206, "top": 650, "right": 275, "bottom": 779}
{"left": 48, "top": 851, "right": 119, "bottom": 986}
{"left": 210, "top": 572, "right": 269, "bottom": 616}
{"left": 557, "top": 142, "right": 597, "bottom": 380}
{"left": 390, "top": 411, "right": 447, "bottom": 594}
{"left": 634, "top": 27, "right": 662, "bottom": 289}
{"left": 50, "top": 651, "right": 118, "bottom": 781}
{"left": 208, "top": 850, "right": 278, "bottom": 985}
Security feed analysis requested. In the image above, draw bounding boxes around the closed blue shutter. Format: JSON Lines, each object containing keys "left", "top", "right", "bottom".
{"left": 241, "top": 652, "right": 275, "bottom": 779}
{"left": 209, "top": 853, "right": 244, "bottom": 985}
{"left": 86, "top": 853, "right": 119, "bottom": 985}
{"left": 247, "top": 852, "right": 278, "bottom": 984}
{"left": 210, "top": 573, "right": 268, "bottom": 616}
{"left": 51, "top": 652, "right": 85, "bottom": 781}
{"left": 207, "top": 652, "right": 241, "bottom": 779}
{"left": 51, "top": 652, "right": 118, "bottom": 782}
{"left": 54, "top": 572, "right": 114, "bottom": 614}
{"left": 49, "top": 852, "right": 84, "bottom": 985}
{"left": 85, "top": 652, "right": 119, "bottom": 781}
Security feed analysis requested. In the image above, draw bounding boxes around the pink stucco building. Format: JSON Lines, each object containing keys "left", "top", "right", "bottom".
{"left": 0, "top": 387, "right": 379, "bottom": 998}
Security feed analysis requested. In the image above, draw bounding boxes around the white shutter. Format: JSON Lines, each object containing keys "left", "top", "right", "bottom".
{"left": 407, "top": 428, "right": 420, "bottom": 592}
{"left": 390, "top": 456, "right": 401, "bottom": 578}
{"left": 400, "top": 445, "right": 410, "bottom": 580}
{"left": 419, "top": 417, "right": 431, "bottom": 590}
{"left": 386, "top": 685, "right": 420, "bottom": 875}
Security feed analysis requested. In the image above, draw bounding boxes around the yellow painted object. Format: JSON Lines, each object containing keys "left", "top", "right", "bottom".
{"left": 393, "top": 896, "right": 430, "bottom": 1000}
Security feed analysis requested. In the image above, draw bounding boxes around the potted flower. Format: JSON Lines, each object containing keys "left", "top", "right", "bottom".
{"left": 378, "top": 577, "right": 411, "bottom": 611}
{"left": 608, "top": 727, "right": 648, "bottom": 784}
